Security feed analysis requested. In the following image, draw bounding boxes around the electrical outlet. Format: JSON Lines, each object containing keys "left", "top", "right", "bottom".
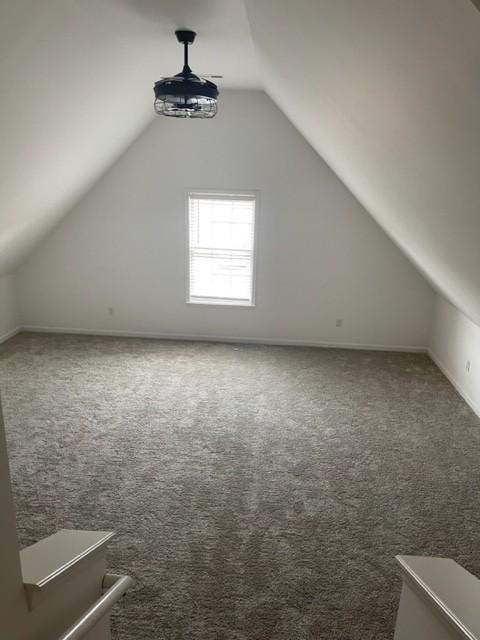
{"left": 107, "top": 307, "right": 114, "bottom": 316}
{"left": 335, "top": 318, "right": 343, "bottom": 328}
{"left": 466, "top": 360, "right": 471, "bottom": 373}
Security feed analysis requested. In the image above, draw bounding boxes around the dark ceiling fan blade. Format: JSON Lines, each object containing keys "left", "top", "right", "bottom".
{"left": 157, "top": 73, "right": 223, "bottom": 79}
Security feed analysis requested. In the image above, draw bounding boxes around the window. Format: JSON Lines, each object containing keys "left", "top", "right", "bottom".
{"left": 187, "top": 192, "right": 257, "bottom": 306}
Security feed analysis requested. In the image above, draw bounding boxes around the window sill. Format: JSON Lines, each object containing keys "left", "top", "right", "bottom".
{"left": 186, "top": 298, "right": 255, "bottom": 308}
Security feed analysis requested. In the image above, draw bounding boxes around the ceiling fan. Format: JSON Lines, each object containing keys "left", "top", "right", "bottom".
{"left": 153, "top": 30, "right": 220, "bottom": 119}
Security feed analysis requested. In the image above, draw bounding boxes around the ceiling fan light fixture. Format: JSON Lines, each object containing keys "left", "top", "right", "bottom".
{"left": 153, "top": 30, "right": 219, "bottom": 119}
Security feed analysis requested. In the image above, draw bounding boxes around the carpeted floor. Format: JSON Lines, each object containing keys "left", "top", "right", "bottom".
{"left": 1, "top": 332, "right": 480, "bottom": 639}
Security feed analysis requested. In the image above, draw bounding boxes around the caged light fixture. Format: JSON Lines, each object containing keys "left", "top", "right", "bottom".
{"left": 153, "top": 30, "right": 219, "bottom": 119}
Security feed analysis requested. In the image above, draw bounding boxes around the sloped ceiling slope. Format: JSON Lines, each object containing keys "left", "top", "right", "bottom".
{"left": 0, "top": 0, "right": 260, "bottom": 274}
{"left": 245, "top": 0, "right": 480, "bottom": 325}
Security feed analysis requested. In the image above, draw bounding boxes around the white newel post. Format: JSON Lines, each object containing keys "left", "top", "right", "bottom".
{"left": 0, "top": 397, "right": 132, "bottom": 640}
{"left": 394, "top": 555, "right": 480, "bottom": 640}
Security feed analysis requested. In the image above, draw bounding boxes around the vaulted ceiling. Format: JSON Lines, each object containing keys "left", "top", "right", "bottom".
{"left": 245, "top": 0, "right": 480, "bottom": 326}
{"left": 1, "top": 0, "right": 480, "bottom": 325}
{"left": 0, "top": 0, "right": 259, "bottom": 273}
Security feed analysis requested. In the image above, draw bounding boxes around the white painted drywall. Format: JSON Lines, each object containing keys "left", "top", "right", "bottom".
{"left": 245, "top": 0, "right": 480, "bottom": 326}
{"left": 430, "top": 294, "right": 480, "bottom": 417}
{"left": 0, "top": 0, "right": 259, "bottom": 274}
{"left": 0, "top": 276, "right": 18, "bottom": 341}
{"left": 17, "top": 91, "right": 434, "bottom": 350}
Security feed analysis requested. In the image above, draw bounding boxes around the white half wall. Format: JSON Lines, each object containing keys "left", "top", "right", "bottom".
{"left": 0, "top": 395, "right": 29, "bottom": 640}
{"left": 16, "top": 90, "right": 434, "bottom": 350}
{"left": 0, "top": 276, "right": 18, "bottom": 342}
{"left": 430, "top": 294, "right": 480, "bottom": 417}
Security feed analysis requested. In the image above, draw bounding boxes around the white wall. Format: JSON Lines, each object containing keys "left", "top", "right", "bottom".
{"left": 17, "top": 90, "right": 434, "bottom": 350}
{"left": 0, "top": 0, "right": 260, "bottom": 274}
{"left": 0, "top": 275, "right": 18, "bottom": 341}
{"left": 246, "top": 0, "right": 480, "bottom": 326}
{"left": 430, "top": 294, "right": 480, "bottom": 417}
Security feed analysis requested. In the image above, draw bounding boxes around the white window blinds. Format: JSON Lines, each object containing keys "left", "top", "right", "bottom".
{"left": 188, "top": 193, "right": 257, "bottom": 305}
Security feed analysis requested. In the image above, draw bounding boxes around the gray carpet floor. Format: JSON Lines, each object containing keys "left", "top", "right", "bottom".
{"left": 1, "top": 332, "right": 480, "bottom": 639}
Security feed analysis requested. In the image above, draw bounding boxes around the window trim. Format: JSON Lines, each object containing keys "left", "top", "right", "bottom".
{"left": 185, "top": 189, "right": 259, "bottom": 308}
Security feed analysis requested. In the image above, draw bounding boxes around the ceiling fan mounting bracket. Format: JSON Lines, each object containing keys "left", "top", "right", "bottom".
{"left": 175, "top": 30, "right": 196, "bottom": 46}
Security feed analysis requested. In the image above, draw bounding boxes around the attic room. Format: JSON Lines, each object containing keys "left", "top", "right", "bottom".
{"left": 1, "top": 1, "right": 480, "bottom": 639}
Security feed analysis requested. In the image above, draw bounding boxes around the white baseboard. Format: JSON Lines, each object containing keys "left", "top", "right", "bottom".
{"left": 20, "top": 325, "right": 427, "bottom": 353}
{"left": 0, "top": 326, "right": 21, "bottom": 344}
{"left": 428, "top": 349, "right": 480, "bottom": 419}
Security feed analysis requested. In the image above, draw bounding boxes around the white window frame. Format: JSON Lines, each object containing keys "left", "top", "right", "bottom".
{"left": 185, "top": 189, "right": 259, "bottom": 308}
